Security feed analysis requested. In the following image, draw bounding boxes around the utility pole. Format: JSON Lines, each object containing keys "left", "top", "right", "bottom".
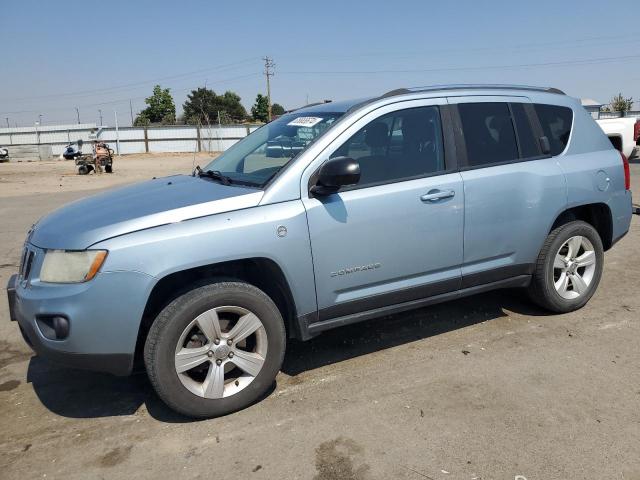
{"left": 75, "top": 107, "right": 80, "bottom": 124}
{"left": 98, "top": 109, "right": 103, "bottom": 126}
{"left": 114, "top": 110, "right": 121, "bottom": 156}
{"left": 129, "top": 99, "right": 134, "bottom": 126}
{"left": 217, "top": 110, "right": 222, "bottom": 152}
{"left": 6, "top": 117, "right": 11, "bottom": 144}
{"left": 263, "top": 56, "right": 275, "bottom": 122}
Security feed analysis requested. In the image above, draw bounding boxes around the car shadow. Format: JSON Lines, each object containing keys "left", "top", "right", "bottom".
{"left": 26, "top": 288, "right": 547, "bottom": 422}
{"left": 282, "top": 288, "right": 546, "bottom": 375}
{"left": 25, "top": 357, "right": 190, "bottom": 422}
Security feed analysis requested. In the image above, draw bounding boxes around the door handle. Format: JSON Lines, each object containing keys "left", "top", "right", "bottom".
{"left": 420, "top": 189, "right": 455, "bottom": 202}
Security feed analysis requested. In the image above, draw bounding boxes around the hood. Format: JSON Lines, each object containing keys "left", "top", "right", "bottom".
{"left": 30, "top": 175, "right": 263, "bottom": 249}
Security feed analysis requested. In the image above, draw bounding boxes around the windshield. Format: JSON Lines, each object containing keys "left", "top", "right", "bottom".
{"left": 201, "top": 111, "right": 343, "bottom": 187}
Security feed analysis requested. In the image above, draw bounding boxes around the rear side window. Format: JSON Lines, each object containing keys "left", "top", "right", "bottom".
{"left": 458, "top": 102, "right": 519, "bottom": 167}
{"left": 534, "top": 104, "right": 573, "bottom": 156}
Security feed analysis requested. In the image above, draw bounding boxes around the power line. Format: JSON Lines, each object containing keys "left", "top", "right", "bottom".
{"left": 276, "top": 33, "right": 640, "bottom": 62}
{"left": 279, "top": 53, "right": 640, "bottom": 75}
{"left": 0, "top": 73, "right": 261, "bottom": 115}
{"left": 3, "top": 33, "right": 639, "bottom": 105}
{"left": 1, "top": 58, "right": 260, "bottom": 103}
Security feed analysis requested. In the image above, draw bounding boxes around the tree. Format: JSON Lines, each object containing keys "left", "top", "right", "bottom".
{"left": 609, "top": 93, "right": 634, "bottom": 113}
{"left": 133, "top": 114, "right": 150, "bottom": 127}
{"left": 220, "top": 91, "right": 247, "bottom": 122}
{"left": 251, "top": 94, "right": 270, "bottom": 122}
{"left": 135, "top": 85, "right": 176, "bottom": 125}
{"left": 182, "top": 88, "right": 247, "bottom": 125}
{"left": 271, "top": 103, "right": 285, "bottom": 116}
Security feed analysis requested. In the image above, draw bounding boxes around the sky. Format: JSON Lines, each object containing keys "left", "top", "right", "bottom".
{"left": 1, "top": 0, "right": 639, "bottom": 127}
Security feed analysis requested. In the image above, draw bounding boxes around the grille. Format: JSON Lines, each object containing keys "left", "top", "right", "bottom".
{"left": 19, "top": 247, "right": 35, "bottom": 280}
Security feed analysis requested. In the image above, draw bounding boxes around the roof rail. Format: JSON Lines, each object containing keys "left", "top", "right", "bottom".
{"left": 381, "top": 84, "right": 565, "bottom": 98}
{"left": 287, "top": 99, "right": 333, "bottom": 113}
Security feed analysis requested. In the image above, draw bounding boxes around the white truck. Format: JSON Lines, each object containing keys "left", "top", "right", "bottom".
{"left": 596, "top": 116, "right": 639, "bottom": 159}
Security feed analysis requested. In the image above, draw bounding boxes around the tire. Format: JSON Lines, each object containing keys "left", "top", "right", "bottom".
{"left": 77, "top": 165, "right": 88, "bottom": 175}
{"left": 144, "top": 281, "right": 286, "bottom": 418}
{"left": 528, "top": 220, "right": 604, "bottom": 313}
{"left": 105, "top": 164, "right": 113, "bottom": 173}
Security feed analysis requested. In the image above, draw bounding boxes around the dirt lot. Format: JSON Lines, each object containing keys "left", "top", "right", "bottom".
{"left": 0, "top": 153, "right": 214, "bottom": 198}
{"left": 0, "top": 154, "right": 639, "bottom": 480}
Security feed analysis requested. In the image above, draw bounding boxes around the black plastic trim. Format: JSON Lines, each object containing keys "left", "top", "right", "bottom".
{"left": 380, "top": 85, "right": 565, "bottom": 98}
{"left": 307, "top": 275, "right": 531, "bottom": 335}
{"left": 318, "top": 276, "right": 461, "bottom": 321}
{"left": 507, "top": 103, "right": 523, "bottom": 159}
{"left": 6, "top": 274, "right": 17, "bottom": 322}
{"left": 448, "top": 104, "right": 468, "bottom": 167}
{"left": 461, "top": 263, "right": 534, "bottom": 289}
{"left": 440, "top": 104, "right": 458, "bottom": 171}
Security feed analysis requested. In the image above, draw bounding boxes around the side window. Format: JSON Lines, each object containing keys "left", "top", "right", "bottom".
{"left": 534, "top": 104, "right": 573, "bottom": 156}
{"left": 510, "top": 103, "right": 540, "bottom": 159}
{"left": 458, "top": 102, "right": 519, "bottom": 167}
{"left": 333, "top": 106, "right": 445, "bottom": 187}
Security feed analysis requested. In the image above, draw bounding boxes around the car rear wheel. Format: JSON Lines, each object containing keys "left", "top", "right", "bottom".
{"left": 528, "top": 220, "right": 604, "bottom": 313}
{"left": 144, "top": 281, "right": 286, "bottom": 418}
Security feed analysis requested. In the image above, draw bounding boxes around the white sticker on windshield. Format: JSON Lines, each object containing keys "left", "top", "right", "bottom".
{"left": 287, "top": 116, "right": 323, "bottom": 127}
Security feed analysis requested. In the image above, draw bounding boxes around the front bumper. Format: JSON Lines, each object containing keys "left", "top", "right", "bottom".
{"left": 7, "top": 267, "right": 155, "bottom": 376}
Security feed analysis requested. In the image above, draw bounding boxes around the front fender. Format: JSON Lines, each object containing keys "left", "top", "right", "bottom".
{"left": 93, "top": 201, "right": 317, "bottom": 317}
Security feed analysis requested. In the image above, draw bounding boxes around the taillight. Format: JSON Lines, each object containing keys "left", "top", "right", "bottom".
{"left": 621, "top": 151, "right": 630, "bottom": 190}
{"left": 634, "top": 120, "right": 640, "bottom": 143}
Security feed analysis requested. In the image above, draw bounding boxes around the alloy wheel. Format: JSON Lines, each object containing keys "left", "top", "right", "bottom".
{"left": 552, "top": 235, "right": 597, "bottom": 300}
{"left": 174, "top": 306, "right": 268, "bottom": 399}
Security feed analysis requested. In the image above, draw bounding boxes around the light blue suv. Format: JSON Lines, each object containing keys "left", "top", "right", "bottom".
{"left": 7, "top": 85, "right": 632, "bottom": 417}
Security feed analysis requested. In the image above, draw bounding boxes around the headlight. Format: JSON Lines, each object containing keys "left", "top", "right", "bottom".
{"left": 40, "top": 250, "right": 108, "bottom": 283}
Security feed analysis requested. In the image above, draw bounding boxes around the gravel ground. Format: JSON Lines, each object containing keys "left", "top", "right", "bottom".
{"left": 0, "top": 155, "right": 639, "bottom": 480}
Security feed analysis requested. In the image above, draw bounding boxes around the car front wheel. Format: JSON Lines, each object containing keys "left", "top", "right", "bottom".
{"left": 144, "top": 281, "right": 286, "bottom": 418}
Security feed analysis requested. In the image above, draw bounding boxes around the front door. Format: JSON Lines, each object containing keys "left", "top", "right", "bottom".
{"left": 302, "top": 100, "right": 464, "bottom": 323}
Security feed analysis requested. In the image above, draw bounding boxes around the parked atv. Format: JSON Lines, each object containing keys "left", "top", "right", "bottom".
{"left": 76, "top": 141, "right": 114, "bottom": 174}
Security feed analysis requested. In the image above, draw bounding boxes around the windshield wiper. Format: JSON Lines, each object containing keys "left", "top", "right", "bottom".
{"left": 194, "top": 165, "right": 233, "bottom": 185}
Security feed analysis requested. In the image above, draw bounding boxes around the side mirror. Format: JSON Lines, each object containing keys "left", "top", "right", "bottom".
{"left": 310, "top": 156, "right": 360, "bottom": 196}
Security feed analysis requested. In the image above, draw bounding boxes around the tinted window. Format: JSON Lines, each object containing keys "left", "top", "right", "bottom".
{"left": 510, "top": 103, "right": 540, "bottom": 159}
{"left": 458, "top": 102, "right": 518, "bottom": 167}
{"left": 334, "top": 106, "right": 445, "bottom": 187}
{"left": 534, "top": 104, "right": 573, "bottom": 156}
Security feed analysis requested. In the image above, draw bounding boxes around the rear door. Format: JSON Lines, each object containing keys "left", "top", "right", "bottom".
{"left": 447, "top": 96, "right": 567, "bottom": 287}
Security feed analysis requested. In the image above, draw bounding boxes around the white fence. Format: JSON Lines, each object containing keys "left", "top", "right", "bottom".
{"left": 0, "top": 123, "right": 262, "bottom": 156}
